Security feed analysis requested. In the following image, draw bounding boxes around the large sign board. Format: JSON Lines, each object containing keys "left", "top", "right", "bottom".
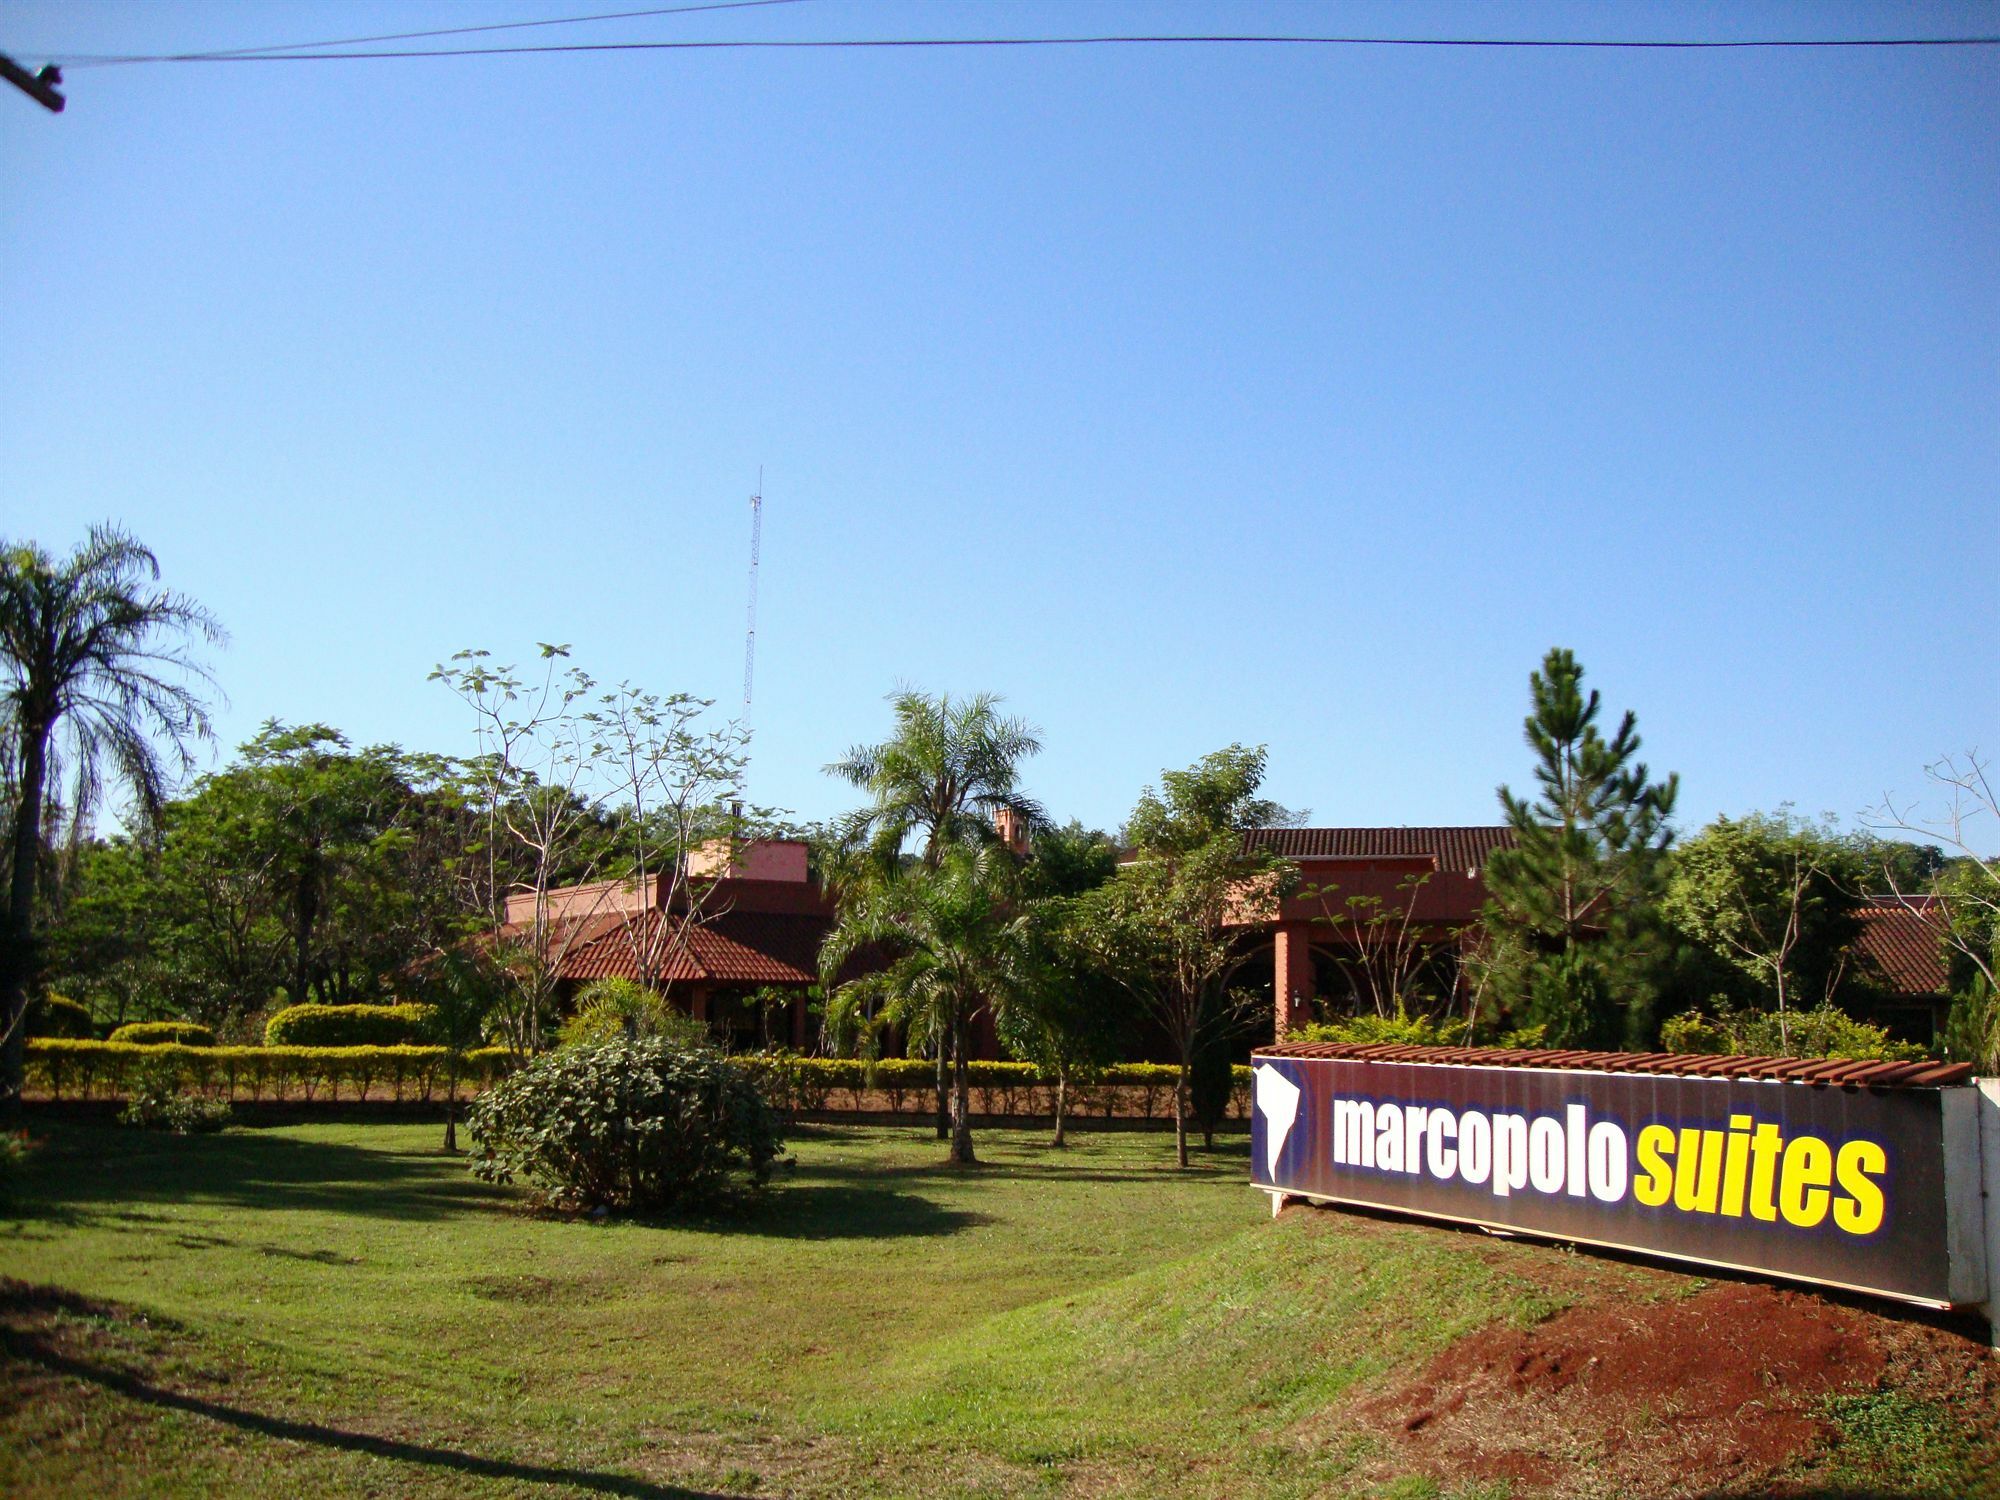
{"left": 1251, "top": 1054, "right": 1988, "bottom": 1307}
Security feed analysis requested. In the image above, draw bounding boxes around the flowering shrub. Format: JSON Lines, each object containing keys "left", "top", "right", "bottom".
{"left": 468, "top": 1037, "right": 784, "bottom": 1212}
{"left": 118, "top": 1059, "right": 232, "bottom": 1133}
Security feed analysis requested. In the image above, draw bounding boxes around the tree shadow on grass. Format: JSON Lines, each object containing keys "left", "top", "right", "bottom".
{"left": 679, "top": 1183, "right": 992, "bottom": 1241}
{"left": 9, "top": 1122, "right": 511, "bottom": 1229}
{"left": 1, "top": 1282, "right": 736, "bottom": 1498}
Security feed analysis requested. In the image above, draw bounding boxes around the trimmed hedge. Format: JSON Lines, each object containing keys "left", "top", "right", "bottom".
{"left": 265, "top": 1003, "right": 439, "bottom": 1047}
{"left": 23, "top": 1041, "right": 1255, "bottom": 1121}
{"left": 108, "top": 1021, "right": 216, "bottom": 1047}
{"left": 26, "top": 994, "right": 96, "bottom": 1039}
{"left": 26, "top": 1040, "right": 515, "bottom": 1104}
{"left": 738, "top": 1056, "right": 1255, "bottom": 1122}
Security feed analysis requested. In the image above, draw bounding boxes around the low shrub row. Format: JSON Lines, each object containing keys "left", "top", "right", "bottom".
{"left": 107, "top": 1021, "right": 217, "bottom": 1047}
{"left": 264, "top": 1002, "right": 439, "bottom": 1047}
{"left": 24, "top": 1041, "right": 1257, "bottom": 1121}
{"left": 26, "top": 1040, "right": 515, "bottom": 1104}
{"left": 26, "top": 994, "right": 96, "bottom": 1039}
{"left": 739, "top": 1056, "right": 1256, "bottom": 1121}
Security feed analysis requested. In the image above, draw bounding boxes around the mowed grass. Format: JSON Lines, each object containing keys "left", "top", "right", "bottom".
{"left": 2, "top": 1119, "right": 1986, "bottom": 1498}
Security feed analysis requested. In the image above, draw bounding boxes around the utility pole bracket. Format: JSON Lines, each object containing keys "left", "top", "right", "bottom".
{"left": 1, "top": 55, "right": 65, "bottom": 113}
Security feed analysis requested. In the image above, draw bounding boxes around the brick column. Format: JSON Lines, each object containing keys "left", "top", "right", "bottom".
{"left": 791, "top": 991, "right": 809, "bottom": 1050}
{"left": 1273, "top": 923, "right": 1314, "bottom": 1041}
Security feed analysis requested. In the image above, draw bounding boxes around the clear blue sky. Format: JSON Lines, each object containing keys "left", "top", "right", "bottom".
{"left": 4, "top": 2, "right": 1996, "bottom": 847}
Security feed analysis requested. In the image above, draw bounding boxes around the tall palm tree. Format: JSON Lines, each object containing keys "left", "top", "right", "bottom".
{"left": 825, "top": 689, "right": 1045, "bottom": 871}
{"left": 1, "top": 526, "right": 223, "bottom": 1116}
{"left": 819, "top": 843, "right": 1027, "bottom": 1165}
{"left": 824, "top": 689, "right": 1044, "bottom": 1135}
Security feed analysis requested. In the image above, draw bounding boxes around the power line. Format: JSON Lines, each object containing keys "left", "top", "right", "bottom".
{"left": 52, "top": 0, "right": 813, "bottom": 68}
{"left": 42, "top": 30, "right": 2000, "bottom": 69}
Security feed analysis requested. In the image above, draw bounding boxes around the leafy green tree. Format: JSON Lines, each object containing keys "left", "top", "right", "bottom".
{"left": 1, "top": 526, "right": 222, "bottom": 1116}
{"left": 417, "top": 947, "right": 503, "bottom": 1152}
{"left": 48, "top": 730, "right": 506, "bottom": 1034}
{"left": 1077, "top": 746, "right": 1290, "bottom": 1167}
{"left": 999, "top": 822, "right": 1127, "bottom": 1147}
{"left": 1478, "top": 649, "right": 1678, "bottom": 1049}
{"left": 233, "top": 722, "right": 428, "bottom": 1007}
{"left": 825, "top": 689, "right": 1044, "bottom": 1136}
{"left": 820, "top": 844, "right": 1028, "bottom": 1165}
{"left": 1661, "top": 811, "right": 1869, "bottom": 1049}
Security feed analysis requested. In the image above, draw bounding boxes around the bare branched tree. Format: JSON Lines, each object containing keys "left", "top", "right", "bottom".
{"left": 589, "top": 683, "right": 752, "bottom": 1005}
{"left": 432, "top": 646, "right": 614, "bottom": 1053}
{"left": 1864, "top": 753, "right": 1998, "bottom": 1066}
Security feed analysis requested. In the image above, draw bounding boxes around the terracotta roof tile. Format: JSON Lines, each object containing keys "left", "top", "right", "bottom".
{"left": 531, "top": 909, "right": 824, "bottom": 986}
{"left": 1245, "top": 826, "right": 1517, "bottom": 872}
{"left": 1254, "top": 1040, "right": 1971, "bottom": 1089}
{"left": 1856, "top": 903, "right": 1950, "bottom": 998}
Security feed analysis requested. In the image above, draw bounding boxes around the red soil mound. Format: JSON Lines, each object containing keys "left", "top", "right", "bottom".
{"left": 1356, "top": 1278, "right": 1997, "bottom": 1498}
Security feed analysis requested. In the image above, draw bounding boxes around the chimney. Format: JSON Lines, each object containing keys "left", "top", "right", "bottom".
{"left": 993, "top": 806, "right": 1030, "bottom": 857}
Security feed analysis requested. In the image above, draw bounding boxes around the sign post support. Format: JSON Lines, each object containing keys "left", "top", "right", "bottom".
{"left": 1981, "top": 1079, "right": 2000, "bottom": 1353}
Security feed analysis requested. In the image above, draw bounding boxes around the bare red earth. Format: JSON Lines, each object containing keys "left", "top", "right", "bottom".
{"left": 1355, "top": 1276, "right": 2000, "bottom": 1498}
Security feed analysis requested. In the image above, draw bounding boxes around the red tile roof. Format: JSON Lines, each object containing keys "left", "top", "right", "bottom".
{"left": 511, "top": 909, "right": 824, "bottom": 987}
{"left": 1856, "top": 902, "right": 1951, "bottom": 998}
{"left": 1255, "top": 1040, "right": 1971, "bottom": 1089}
{"left": 1245, "top": 826, "right": 1517, "bottom": 873}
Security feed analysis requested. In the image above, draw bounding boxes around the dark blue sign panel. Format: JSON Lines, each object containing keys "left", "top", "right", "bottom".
{"left": 1251, "top": 1055, "right": 1962, "bottom": 1304}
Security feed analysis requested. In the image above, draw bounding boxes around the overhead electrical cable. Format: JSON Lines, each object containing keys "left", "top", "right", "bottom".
{"left": 38, "top": 29, "right": 2000, "bottom": 68}
{"left": 49, "top": 0, "right": 812, "bottom": 67}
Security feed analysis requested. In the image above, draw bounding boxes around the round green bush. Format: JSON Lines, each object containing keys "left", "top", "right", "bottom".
{"left": 468, "top": 1036, "right": 784, "bottom": 1212}
{"left": 264, "top": 1002, "right": 438, "bottom": 1047}
{"left": 26, "top": 993, "right": 96, "bottom": 1039}
{"left": 107, "top": 1020, "right": 216, "bottom": 1047}
{"left": 557, "top": 978, "right": 713, "bottom": 1050}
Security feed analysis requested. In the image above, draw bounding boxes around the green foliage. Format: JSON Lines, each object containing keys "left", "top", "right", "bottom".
{"left": 43, "top": 724, "right": 505, "bottom": 1034}
{"left": 1293, "top": 1011, "right": 1470, "bottom": 1047}
{"left": 0, "top": 1129, "right": 27, "bottom": 1204}
{"left": 265, "top": 1001, "right": 439, "bottom": 1047}
{"left": 1658, "top": 1010, "right": 1732, "bottom": 1055}
{"left": 1076, "top": 747, "right": 1294, "bottom": 1165}
{"left": 1018, "top": 821, "right": 1118, "bottom": 901}
{"left": 117, "top": 1059, "right": 232, "bottom": 1133}
{"left": 824, "top": 688, "right": 1045, "bottom": 870}
{"left": 24, "top": 993, "right": 95, "bottom": 1039}
{"left": 1819, "top": 1390, "right": 1976, "bottom": 1496}
{"left": 26, "top": 1038, "right": 515, "bottom": 1103}
{"left": 1661, "top": 811, "right": 1871, "bottom": 1016}
{"left": 998, "top": 845, "right": 1132, "bottom": 1141}
{"left": 1121, "top": 743, "right": 1301, "bottom": 854}
{"left": 2, "top": 525, "right": 224, "bottom": 1111}
{"left": 107, "top": 1020, "right": 215, "bottom": 1047}
{"left": 467, "top": 1036, "right": 785, "bottom": 1212}
{"left": 1296, "top": 871, "right": 1455, "bottom": 1020}
{"left": 1657, "top": 1005, "right": 1923, "bottom": 1062}
{"left": 1479, "top": 649, "right": 1679, "bottom": 1049}
{"left": 1188, "top": 1028, "right": 1236, "bottom": 1145}
{"left": 821, "top": 842, "right": 1033, "bottom": 1161}
{"left": 1941, "top": 975, "right": 1998, "bottom": 1071}
{"left": 557, "top": 977, "right": 713, "bottom": 1050}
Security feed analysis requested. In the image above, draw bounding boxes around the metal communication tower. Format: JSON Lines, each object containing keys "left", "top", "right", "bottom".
{"left": 742, "top": 474, "right": 762, "bottom": 724}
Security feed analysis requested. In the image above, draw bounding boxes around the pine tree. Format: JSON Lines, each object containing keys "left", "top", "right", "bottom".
{"left": 1479, "top": 649, "right": 1678, "bottom": 1048}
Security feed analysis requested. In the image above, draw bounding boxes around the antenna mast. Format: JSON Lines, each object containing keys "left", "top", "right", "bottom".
{"left": 742, "top": 471, "right": 762, "bottom": 724}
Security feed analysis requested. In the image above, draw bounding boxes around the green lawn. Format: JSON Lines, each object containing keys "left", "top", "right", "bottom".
{"left": 1, "top": 1119, "right": 1993, "bottom": 1498}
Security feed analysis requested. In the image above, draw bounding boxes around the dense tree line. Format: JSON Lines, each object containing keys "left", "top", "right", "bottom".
{"left": 7, "top": 524, "right": 1995, "bottom": 1134}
